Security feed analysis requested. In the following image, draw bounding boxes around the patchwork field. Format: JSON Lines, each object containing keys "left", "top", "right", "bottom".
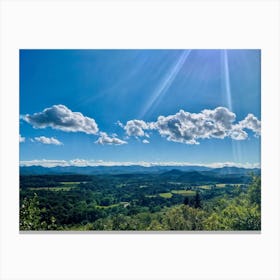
{"left": 171, "top": 190, "right": 196, "bottom": 196}
{"left": 198, "top": 185, "right": 212, "bottom": 190}
{"left": 29, "top": 186, "right": 74, "bottom": 191}
{"left": 159, "top": 192, "right": 173, "bottom": 198}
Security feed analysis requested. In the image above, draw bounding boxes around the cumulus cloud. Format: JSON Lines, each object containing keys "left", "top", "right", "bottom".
{"left": 239, "top": 113, "right": 261, "bottom": 136}
{"left": 142, "top": 139, "right": 150, "bottom": 144}
{"left": 19, "top": 134, "right": 25, "bottom": 143}
{"left": 121, "top": 107, "right": 261, "bottom": 144}
{"left": 155, "top": 107, "right": 239, "bottom": 144}
{"left": 202, "top": 107, "right": 236, "bottom": 130}
{"left": 95, "top": 132, "right": 127, "bottom": 145}
{"left": 123, "top": 120, "right": 153, "bottom": 137}
{"left": 230, "top": 124, "right": 248, "bottom": 140}
{"left": 34, "top": 136, "right": 63, "bottom": 145}
{"left": 24, "top": 104, "right": 99, "bottom": 135}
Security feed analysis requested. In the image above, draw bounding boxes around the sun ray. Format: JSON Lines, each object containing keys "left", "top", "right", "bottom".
{"left": 139, "top": 50, "right": 192, "bottom": 119}
{"left": 222, "top": 50, "right": 245, "bottom": 163}
{"left": 223, "top": 49, "right": 233, "bottom": 111}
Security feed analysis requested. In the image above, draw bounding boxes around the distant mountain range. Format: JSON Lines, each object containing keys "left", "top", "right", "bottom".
{"left": 20, "top": 165, "right": 261, "bottom": 176}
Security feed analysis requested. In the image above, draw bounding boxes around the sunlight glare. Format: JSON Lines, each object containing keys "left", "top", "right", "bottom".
{"left": 140, "top": 50, "right": 192, "bottom": 118}
{"left": 222, "top": 50, "right": 244, "bottom": 163}
{"left": 223, "top": 50, "right": 233, "bottom": 111}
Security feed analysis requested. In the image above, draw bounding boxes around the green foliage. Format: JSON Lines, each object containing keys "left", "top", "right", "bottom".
{"left": 203, "top": 177, "right": 261, "bottom": 230}
{"left": 20, "top": 193, "right": 41, "bottom": 230}
{"left": 203, "top": 202, "right": 260, "bottom": 230}
{"left": 19, "top": 174, "right": 261, "bottom": 231}
{"left": 248, "top": 176, "right": 261, "bottom": 207}
{"left": 194, "top": 191, "right": 202, "bottom": 208}
{"left": 183, "top": 191, "right": 202, "bottom": 209}
{"left": 161, "top": 205, "right": 205, "bottom": 230}
{"left": 20, "top": 193, "right": 58, "bottom": 230}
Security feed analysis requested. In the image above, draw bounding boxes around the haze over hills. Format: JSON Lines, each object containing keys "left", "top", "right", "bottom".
{"left": 20, "top": 165, "right": 261, "bottom": 176}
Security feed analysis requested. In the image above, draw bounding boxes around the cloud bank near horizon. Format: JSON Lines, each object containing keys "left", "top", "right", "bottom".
{"left": 19, "top": 159, "right": 260, "bottom": 169}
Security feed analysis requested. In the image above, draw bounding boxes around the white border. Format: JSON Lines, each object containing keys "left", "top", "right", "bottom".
{"left": 0, "top": 1, "right": 279, "bottom": 280}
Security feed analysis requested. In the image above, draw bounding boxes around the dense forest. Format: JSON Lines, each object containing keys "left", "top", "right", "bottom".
{"left": 19, "top": 169, "right": 261, "bottom": 231}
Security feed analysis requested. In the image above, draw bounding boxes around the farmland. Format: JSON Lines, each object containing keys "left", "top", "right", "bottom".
{"left": 19, "top": 167, "right": 261, "bottom": 231}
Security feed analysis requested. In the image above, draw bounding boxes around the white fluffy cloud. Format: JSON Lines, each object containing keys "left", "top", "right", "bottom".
{"left": 20, "top": 159, "right": 260, "bottom": 169}
{"left": 239, "top": 113, "right": 261, "bottom": 136}
{"left": 24, "top": 104, "right": 99, "bottom": 135}
{"left": 142, "top": 139, "right": 150, "bottom": 144}
{"left": 121, "top": 107, "right": 261, "bottom": 144}
{"left": 95, "top": 132, "right": 127, "bottom": 145}
{"left": 123, "top": 120, "right": 152, "bottom": 137}
{"left": 229, "top": 125, "right": 248, "bottom": 140}
{"left": 155, "top": 107, "right": 238, "bottom": 144}
{"left": 34, "top": 136, "right": 63, "bottom": 145}
{"left": 19, "top": 134, "right": 25, "bottom": 143}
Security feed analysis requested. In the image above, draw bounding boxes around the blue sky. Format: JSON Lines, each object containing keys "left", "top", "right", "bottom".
{"left": 19, "top": 49, "right": 261, "bottom": 167}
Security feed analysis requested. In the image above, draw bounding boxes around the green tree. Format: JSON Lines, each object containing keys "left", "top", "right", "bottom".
{"left": 20, "top": 193, "right": 57, "bottom": 230}
{"left": 147, "top": 219, "right": 164, "bottom": 230}
{"left": 161, "top": 205, "right": 205, "bottom": 230}
{"left": 183, "top": 196, "right": 190, "bottom": 206}
{"left": 20, "top": 193, "right": 41, "bottom": 230}
{"left": 203, "top": 202, "right": 261, "bottom": 230}
{"left": 194, "top": 191, "right": 202, "bottom": 208}
{"left": 248, "top": 176, "right": 261, "bottom": 207}
{"left": 203, "top": 176, "right": 261, "bottom": 230}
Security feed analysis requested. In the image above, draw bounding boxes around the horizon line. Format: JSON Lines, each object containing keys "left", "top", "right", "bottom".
{"left": 19, "top": 159, "right": 261, "bottom": 169}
